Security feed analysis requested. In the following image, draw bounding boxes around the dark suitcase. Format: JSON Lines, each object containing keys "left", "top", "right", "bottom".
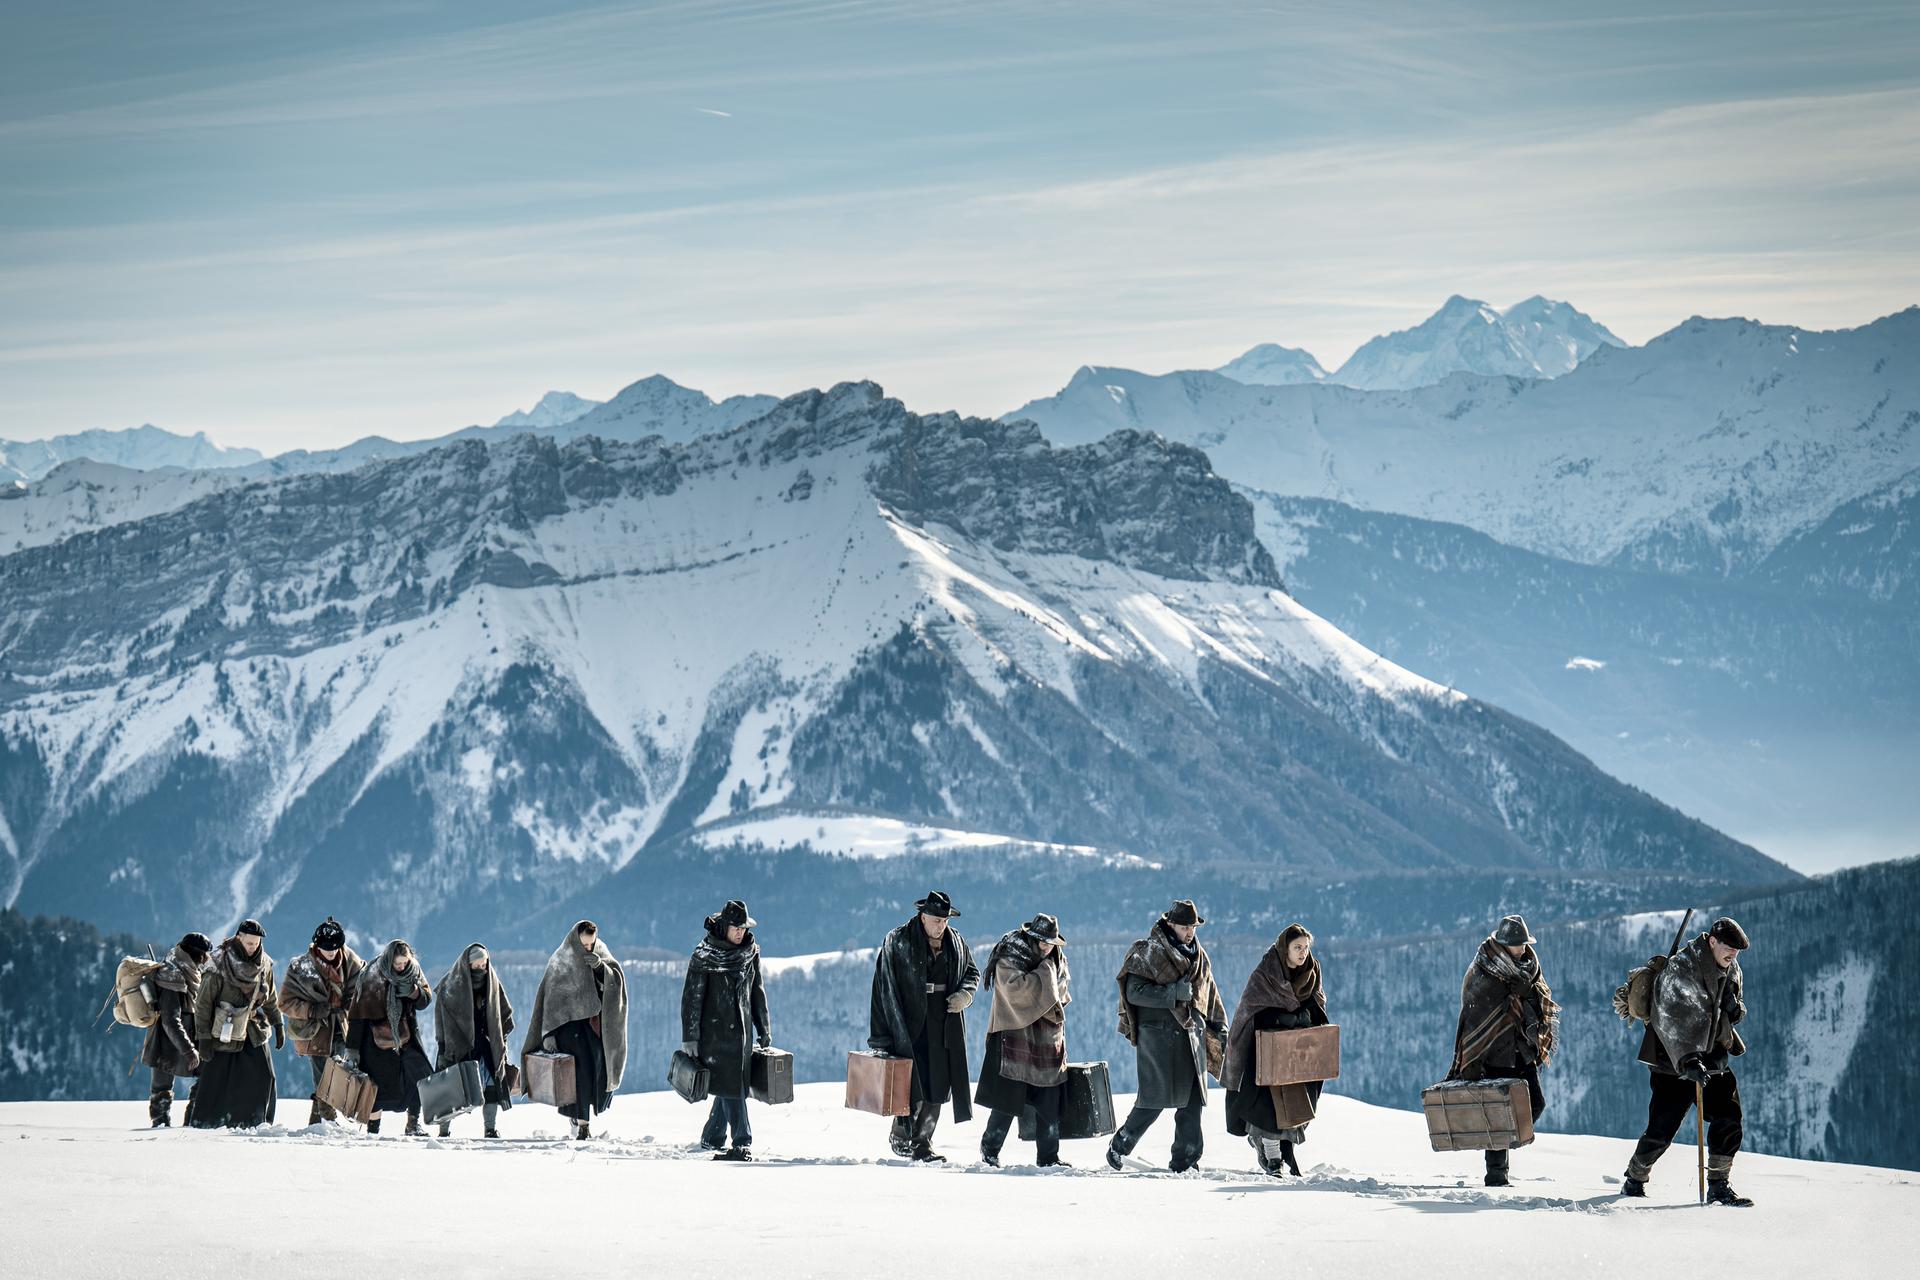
{"left": 1019, "top": 1061, "right": 1117, "bottom": 1141}
{"left": 419, "top": 1059, "right": 485, "bottom": 1126}
{"left": 523, "top": 1051, "right": 577, "bottom": 1109}
{"left": 668, "top": 1049, "right": 710, "bottom": 1104}
{"left": 751, "top": 1047, "right": 795, "bottom": 1105}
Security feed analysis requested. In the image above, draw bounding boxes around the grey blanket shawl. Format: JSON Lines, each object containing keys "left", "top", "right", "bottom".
{"left": 526, "top": 923, "right": 629, "bottom": 1089}
{"left": 1652, "top": 934, "right": 1744, "bottom": 1068}
{"left": 434, "top": 943, "right": 515, "bottom": 1077}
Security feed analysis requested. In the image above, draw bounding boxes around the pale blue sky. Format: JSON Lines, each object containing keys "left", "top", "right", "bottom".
{"left": 2, "top": 0, "right": 1916, "bottom": 449}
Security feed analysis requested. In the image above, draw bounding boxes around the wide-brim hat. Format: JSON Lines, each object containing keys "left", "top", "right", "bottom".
{"left": 1492, "top": 914, "right": 1536, "bottom": 947}
{"left": 1164, "top": 899, "right": 1205, "bottom": 927}
{"left": 916, "top": 890, "right": 961, "bottom": 918}
{"left": 1022, "top": 913, "right": 1066, "bottom": 944}
{"left": 717, "top": 899, "right": 757, "bottom": 929}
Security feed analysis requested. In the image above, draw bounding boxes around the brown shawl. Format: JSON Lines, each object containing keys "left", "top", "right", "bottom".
{"left": 1116, "top": 918, "right": 1226, "bottom": 1074}
{"left": 1222, "top": 925, "right": 1326, "bottom": 1092}
{"left": 986, "top": 942, "right": 1070, "bottom": 1088}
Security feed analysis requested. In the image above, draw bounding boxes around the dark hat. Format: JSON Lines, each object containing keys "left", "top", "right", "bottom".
{"left": 178, "top": 932, "right": 212, "bottom": 962}
{"left": 236, "top": 918, "right": 266, "bottom": 938}
{"left": 1021, "top": 913, "right": 1066, "bottom": 945}
{"left": 915, "top": 890, "right": 961, "bottom": 918}
{"left": 1492, "top": 914, "right": 1536, "bottom": 947}
{"left": 717, "top": 899, "right": 757, "bottom": 929}
{"left": 1709, "top": 917, "right": 1750, "bottom": 951}
{"left": 1164, "top": 899, "right": 1205, "bottom": 927}
{"left": 312, "top": 917, "right": 346, "bottom": 948}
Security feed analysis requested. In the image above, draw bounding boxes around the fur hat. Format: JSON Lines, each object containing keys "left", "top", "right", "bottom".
{"left": 915, "top": 890, "right": 961, "bottom": 918}
{"left": 1492, "top": 914, "right": 1536, "bottom": 946}
{"left": 1164, "top": 899, "right": 1205, "bottom": 927}
{"left": 1709, "top": 917, "right": 1750, "bottom": 951}
{"left": 311, "top": 917, "right": 346, "bottom": 949}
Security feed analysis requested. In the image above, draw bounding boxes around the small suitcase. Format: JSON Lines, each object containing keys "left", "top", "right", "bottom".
{"left": 318, "top": 1055, "right": 378, "bottom": 1125}
{"left": 751, "top": 1047, "right": 795, "bottom": 1105}
{"left": 1019, "top": 1061, "right": 1117, "bottom": 1141}
{"left": 523, "top": 1051, "right": 578, "bottom": 1109}
{"left": 1421, "top": 1078, "right": 1535, "bottom": 1152}
{"left": 1255, "top": 1024, "right": 1341, "bottom": 1086}
{"left": 844, "top": 1051, "right": 913, "bottom": 1117}
{"left": 668, "top": 1050, "right": 710, "bottom": 1104}
{"left": 419, "top": 1059, "right": 486, "bottom": 1126}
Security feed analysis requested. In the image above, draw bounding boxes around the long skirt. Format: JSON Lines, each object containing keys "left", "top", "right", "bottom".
{"left": 350, "top": 1020, "right": 432, "bottom": 1113}
{"left": 188, "top": 1042, "right": 276, "bottom": 1129}
{"left": 551, "top": 1019, "right": 612, "bottom": 1121}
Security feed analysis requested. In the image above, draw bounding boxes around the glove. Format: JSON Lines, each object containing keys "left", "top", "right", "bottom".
{"left": 272, "top": 1023, "right": 286, "bottom": 1051}
{"left": 680, "top": 1040, "right": 700, "bottom": 1059}
{"left": 1171, "top": 980, "right": 1194, "bottom": 1002}
{"left": 756, "top": 1033, "right": 773, "bottom": 1050}
{"left": 185, "top": 1048, "right": 202, "bottom": 1073}
{"left": 945, "top": 990, "right": 973, "bottom": 1013}
{"left": 542, "top": 1035, "right": 557, "bottom": 1054}
{"left": 1677, "top": 1054, "right": 1711, "bottom": 1086}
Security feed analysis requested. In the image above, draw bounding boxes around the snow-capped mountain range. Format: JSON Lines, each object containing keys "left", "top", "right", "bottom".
{"left": 0, "top": 382, "right": 1781, "bottom": 954}
{"left": 1213, "top": 295, "right": 1624, "bottom": 389}
{"left": 0, "top": 425, "right": 264, "bottom": 484}
{"left": 1015, "top": 308, "right": 1920, "bottom": 577}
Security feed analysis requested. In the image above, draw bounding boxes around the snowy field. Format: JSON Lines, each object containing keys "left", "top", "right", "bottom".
{"left": 2, "top": 1084, "right": 1913, "bottom": 1278}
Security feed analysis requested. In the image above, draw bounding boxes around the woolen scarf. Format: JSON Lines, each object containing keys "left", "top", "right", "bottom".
{"left": 361, "top": 941, "right": 427, "bottom": 1051}
{"left": 690, "top": 924, "right": 759, "bottom": 976}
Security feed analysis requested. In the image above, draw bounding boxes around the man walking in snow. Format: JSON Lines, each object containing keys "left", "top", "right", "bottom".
{"left": 1449, "top": 914, "right": 1558, "bottom": 1186}
{"left": 869, "top": 890, "right": 979, "bottom": 1161}
{"left": 141, "top": 931, "right": 212, "bottom": 1128}
{"left": 1107, "top": 899, "right": 1228, "bottom": 1173}
{"left": 1622, "top": 916, "right": 1754, "bottom": 1206}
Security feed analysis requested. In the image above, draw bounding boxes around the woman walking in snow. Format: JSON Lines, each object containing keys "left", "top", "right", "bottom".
{"left": 524, "top": 920, "right": 628, "bottom": 1141}
{"left": 681, "top": 900, "right": 770, "bottom": 1160}
{"left": 1222, "top": 922, "right": 1329, "bottom": 1176}
{"left": 189, "top": 920, "right": 284, "bottom": 1129}
{"left": 346, "top": 939, "right": 434, "bottom": 1135}
{"left": 975, "top": 912, "right": 1073, "bottom": 1168}
{"left": 433, "top": 942, "right": 516, "bottom": 1138}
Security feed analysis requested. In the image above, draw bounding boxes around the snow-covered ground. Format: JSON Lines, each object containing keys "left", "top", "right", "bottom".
{"left": 3, "top": 1084, "right": 1912, "bottom": 1277}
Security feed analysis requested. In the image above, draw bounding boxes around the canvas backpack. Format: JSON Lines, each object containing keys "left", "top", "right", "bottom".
{"left": 1611, "top": 953, "right": 1669, "bottom": 1024}
{"left": 100, "top": 955, "right": 170, "bottom": 1029}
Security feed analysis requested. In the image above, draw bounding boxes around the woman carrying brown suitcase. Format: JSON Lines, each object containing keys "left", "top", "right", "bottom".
{"left": 345, "top": 939, "right": 434, "bottom": 1135}
{"left": 1222, "top": 922, "right": 1329, "bottom": 1176}
{"left": 524, "top": 920, "right": 628, "bottom": 1141}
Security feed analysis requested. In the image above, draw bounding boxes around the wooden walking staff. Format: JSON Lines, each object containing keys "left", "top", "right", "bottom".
{"left": 1696, "top": 1081, "right": 1707, "bottom": 1203}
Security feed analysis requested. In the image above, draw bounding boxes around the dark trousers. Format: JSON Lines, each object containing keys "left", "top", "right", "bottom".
{"left": 1628, "top": 1069, "right": 1743, "bottom": 1179}
{"left": 1112, "top": 1102, "right": 1204, "bottom": 1170}
{"left": 981, "top": 1084, "right": 1063, "bottom": 1165}
{"left": 889, "top": 1101, "right": 941, "bottom": 1155}
{"left": 702, "top": 1096, "right": 753, "bottom": 1149}
{"left": 1482, "top": 1061, "right": 1546, "bottom": 1174}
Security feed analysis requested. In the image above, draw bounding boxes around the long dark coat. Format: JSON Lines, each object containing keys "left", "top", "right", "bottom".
{"left": 1223, "top": 1001, "right": 1327, "bottom": 1136}
{"left": 140, "top": 952, "right": 203, "bottom": 1076}
{"left": 869, "top": 920, "right": 979, "bottom": 1122}
{"left": 1125, "top": 973, "right": 1214, "bottom": 1110}
{"left": 681, "top": 931, "right": 770, "bottom": 1100}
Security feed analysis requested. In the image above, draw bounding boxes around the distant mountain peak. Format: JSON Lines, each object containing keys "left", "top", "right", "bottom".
{"left": 493, "top": 390, "right": 599, "bottom": 430}
{"left": 1215, "top": 343, "right": 1329, "bottom": 387}
{"left": 1331, "top": 294, "right": 1623, "bottom": 389}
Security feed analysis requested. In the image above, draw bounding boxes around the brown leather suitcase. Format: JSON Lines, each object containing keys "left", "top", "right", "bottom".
{"left": 1270, "top": 1082, "right": 1319, "bottom": 1129}
{"left": 844, "top": 1051, "right": 912, "bottom": 1116}
{"left": 1255, "top": 1024, "right": 1341, "bottom": 1086}
{"left": 317, "top": 1056, "right": 377, "bottom": 1125}
{"left": 523, "top": 1051, "right": 578, "bottom": 1109}
{"left": 1421, "top": 1078, "right": 1535, "bottom": 1151}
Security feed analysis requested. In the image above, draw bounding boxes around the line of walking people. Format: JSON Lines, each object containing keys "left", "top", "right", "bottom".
{"left": 138, "top": 891, "right": 1757, "bottom": 1205}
